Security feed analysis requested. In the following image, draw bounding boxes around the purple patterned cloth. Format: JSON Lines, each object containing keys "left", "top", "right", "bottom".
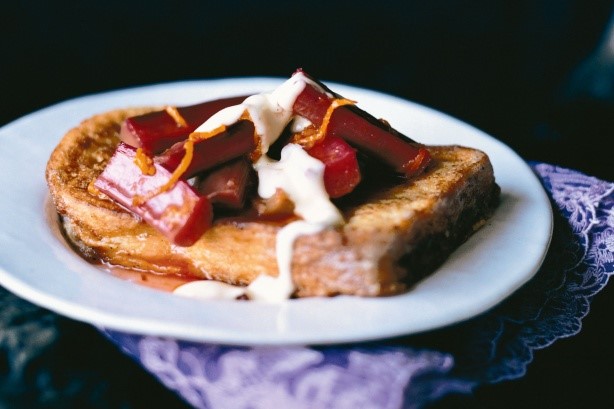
{"left": 102, "top": 164, "right": 614, "bottom": 409}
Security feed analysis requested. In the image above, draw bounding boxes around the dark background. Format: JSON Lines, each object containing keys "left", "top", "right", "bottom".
{"left": 2, "top": 1, "right": 613, "bottom": 408}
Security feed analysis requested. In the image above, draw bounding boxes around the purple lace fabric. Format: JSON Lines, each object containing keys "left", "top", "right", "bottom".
{"left": 102, "top": 164, "right": 614, "bottom": 409}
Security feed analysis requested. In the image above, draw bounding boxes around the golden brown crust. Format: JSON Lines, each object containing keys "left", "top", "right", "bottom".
{"left": 46, "top": 108, "right": 499, "bottom": 297}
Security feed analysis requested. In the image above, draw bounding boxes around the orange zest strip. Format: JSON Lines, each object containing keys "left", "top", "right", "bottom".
{"left": 134, "top": 148, "right": 156, "bottom": 176}
{"left": 188, "top": 124, "right": 228, "bottom": 143}
{"left": 165, "top": 106, "right": 188, "bottom": 127}
{"left": 319, "top": 98, "right": 355, "bottom": 139}
{"left": 87, "top": 178, "right": 102, "bottom": 197}
{"left": 293, "top": 98, "right": 355, "bottom": 148}
{"left": 131, "top": 125, "right": 227, "bottom": 206}
{"left": 402, "top": 147, "right": 430, "bottom": 173}
{"left": 236, "top": 110, "right": 264, "bottom": 162}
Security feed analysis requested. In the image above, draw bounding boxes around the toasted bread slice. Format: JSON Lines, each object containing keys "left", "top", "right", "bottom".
{"left": 46, "top": 108, "right": 499, "bottom": 297}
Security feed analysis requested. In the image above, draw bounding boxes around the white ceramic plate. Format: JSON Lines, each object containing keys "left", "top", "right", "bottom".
{"left": 0, "top": 78, "right": 552, "bottom": 346}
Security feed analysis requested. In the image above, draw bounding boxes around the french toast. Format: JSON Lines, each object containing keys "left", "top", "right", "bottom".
{"left": 46, "top": 107, "right": 500, "bottom": 297}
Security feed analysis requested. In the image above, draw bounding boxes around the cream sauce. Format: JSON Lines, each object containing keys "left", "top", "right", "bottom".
{"left": 193, "top": 72, "right": 324, "bottom": 154}
{"left": 173, "top": 280, "right": 247, "bottom": 300}
{"left": 254, "top": 144, "right": 342, "bottom": 226}
{"left": 246, "top": 220, "right": 328, "bottom": 302}
{"left": 173, "top": 73, "right": 342, "bottom": 302}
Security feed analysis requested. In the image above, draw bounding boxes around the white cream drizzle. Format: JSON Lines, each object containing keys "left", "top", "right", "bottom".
{"left": 254, "top": 144, "right": 342, "bottom": 226}
{"left": 173, "top": 73, "right": 342, "bottom": 302}
{"left": 193, "top": 72, "right": 321, "bottom": 154}
{"left": 246, "top": 220, "right": 329, "bottom": 302}
{"left": 173, "top": 280, "right": 247, "bottom": 300}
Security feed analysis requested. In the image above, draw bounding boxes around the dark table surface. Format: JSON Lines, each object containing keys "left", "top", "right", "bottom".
{"left": 2, "top": 1, "right": 613, "bottom": 407}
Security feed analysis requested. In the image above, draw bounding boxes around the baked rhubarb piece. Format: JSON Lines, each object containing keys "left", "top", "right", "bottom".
{"left": 291, "top": 71, "right": 431, "bottom": 176}
{"left": 45, "top": 72, "right": 499, "bottom": 298}
{"left": 93, "top": 143, "right": 213, "bottom": 246}
{"left": 120, "top": 96, "right": 246, "bottom": 153}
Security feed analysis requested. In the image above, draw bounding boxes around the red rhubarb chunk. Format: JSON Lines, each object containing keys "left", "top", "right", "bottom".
{"left": 198, "top": 158, "right": 253, "bottom": 208}
{"left": 305, "top": 136, "right": 361, "bottom": 198}
{"left": 326, "top": 107, "right": 431, "bottom": 176}
{"left": 157, "top": 120, "right": 256, "bottom": 179}
{"left": 94, "top": 143, "right": 212, "bottom": 246}
{"left": 120, "top": 96, "right": 247, "bottom": 154}
{"left": 292, "top": 78, "right": 431, "bottom": 176}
